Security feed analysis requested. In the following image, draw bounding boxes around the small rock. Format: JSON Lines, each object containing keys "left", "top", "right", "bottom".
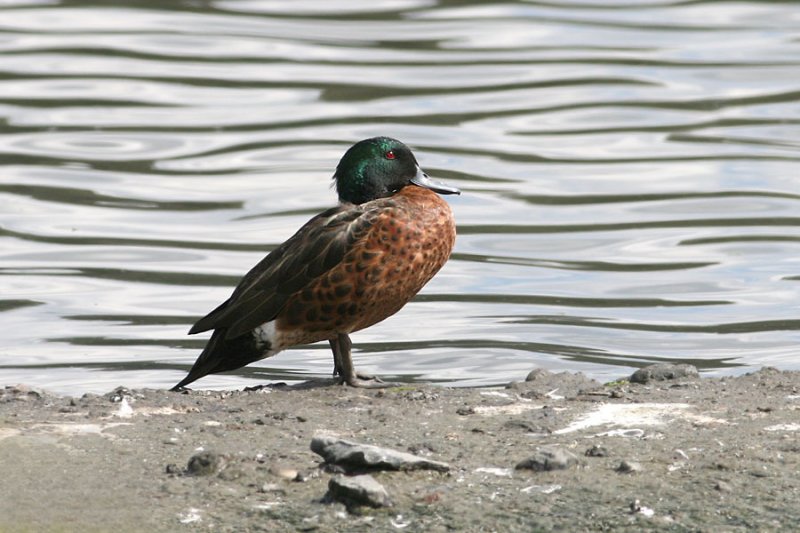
{"left": 165, "top": 463, "right": 182, "bottom": 475}
{"left": 456, "top": 406, "right": 475, "bottom": 416}
{"left": 630, "top": 363, "right": 698, "bottom": 384}
{"left": 617, "top": 460, "right": 642, "bottom": 474}
{"left": 327, "top": 474, "right": 391, "bottom": 508}
{"left": 186, "top": 451, "right": 227, "bottom": 476}
{"left": 310, "top": 436, "right": 450, "bottom": 473}
{"left": 585, "top": 445, "right": 609, "bottom": 457}
{"left": 515, "top": 446, "right": 578, "bottom": 471}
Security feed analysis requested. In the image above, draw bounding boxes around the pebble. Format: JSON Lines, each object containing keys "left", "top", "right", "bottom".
{"left": 186, "top": 451, "right": 227, "bottom": 476}
{"left": 630, "top": 363, "right": 699, "bottom": 384}
{"left": 328, "top": 474, "right": 392, "bottom": 508}
{"left": 515, "top": 446, "right": 578, "bottom": 472}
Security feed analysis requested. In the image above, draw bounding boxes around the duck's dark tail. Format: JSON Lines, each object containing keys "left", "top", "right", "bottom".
{"left": 171, "top": 329, "right": 269, "bottom": 391}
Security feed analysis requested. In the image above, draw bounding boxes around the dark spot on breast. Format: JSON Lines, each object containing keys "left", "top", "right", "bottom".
{"left": 306, "top": 308, "right": 318, "bottom": 322}
{"left": 286, "top": 300, "right": 305, "bottom": 326}
{"left": 330, "top": 271, "right": 344, "bottom": 284}
{"left": 335, "top": 284, "right": 352, "bottom": 297}
{"left": 321, "top": 303, "right": 334, "bottom": 314}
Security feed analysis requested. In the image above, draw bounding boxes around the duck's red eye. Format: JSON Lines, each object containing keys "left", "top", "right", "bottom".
{"left": 385, "top": 150, "right": 396, "bottom": 160}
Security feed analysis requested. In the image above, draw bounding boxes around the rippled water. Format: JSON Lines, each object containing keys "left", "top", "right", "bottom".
{"left": 1, "top": 0, "right": 799, "bottom": 395}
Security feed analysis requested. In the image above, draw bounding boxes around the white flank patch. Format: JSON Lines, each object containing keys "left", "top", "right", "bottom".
{"left": 254, "top": 320, "right": 277, "bottom": 347}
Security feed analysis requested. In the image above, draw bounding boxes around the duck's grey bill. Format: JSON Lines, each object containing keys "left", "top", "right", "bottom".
{"left": 411, "top": 167, "right": 461, "bottom": 195}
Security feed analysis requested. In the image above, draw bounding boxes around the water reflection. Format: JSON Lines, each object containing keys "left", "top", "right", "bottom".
{"left": 1, "top": 0, "right": 799, "bottom": 395}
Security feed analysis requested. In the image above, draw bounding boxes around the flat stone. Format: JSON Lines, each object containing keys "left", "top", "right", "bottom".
{"left": 310, "top": 436, "right": 450, "bottom": 472}
{"left": 515, "top": 446, "right": 578, "bottom": 472}
{"left": 328, "top": 474, "right": 391, "bottom": 508}
{"left": 630, "top": 363, "right": 699, "bottom": 384}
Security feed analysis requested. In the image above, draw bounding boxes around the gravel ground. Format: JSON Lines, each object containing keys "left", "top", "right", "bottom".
{"left": 1, "top": 366, "right": 799, "bottom": 532}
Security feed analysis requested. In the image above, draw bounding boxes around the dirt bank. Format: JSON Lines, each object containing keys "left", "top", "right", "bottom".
{"left": 1, "top": 366, "right": 799, "bottom": 532}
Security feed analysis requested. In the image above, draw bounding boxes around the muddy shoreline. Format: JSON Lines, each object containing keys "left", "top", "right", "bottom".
{"left": 1, "top": 366, "right": 799, "bottom": 532}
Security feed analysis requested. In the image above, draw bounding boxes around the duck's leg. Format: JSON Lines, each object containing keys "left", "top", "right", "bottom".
{"left": 329, "top": 333, "right": 394, "bottom": 388}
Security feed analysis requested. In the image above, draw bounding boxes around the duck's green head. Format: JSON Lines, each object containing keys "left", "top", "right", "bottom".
{"left": 334, "top": 137, "right": 460, "bottom": 205}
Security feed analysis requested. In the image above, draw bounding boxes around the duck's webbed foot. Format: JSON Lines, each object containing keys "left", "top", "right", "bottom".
{"left": 329, "top": 334, "right": 399, "bottom": 389}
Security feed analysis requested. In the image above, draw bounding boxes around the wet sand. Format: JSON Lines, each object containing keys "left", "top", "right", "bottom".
{"left": 1, "top": 366, "right": 799, "bottom": 532}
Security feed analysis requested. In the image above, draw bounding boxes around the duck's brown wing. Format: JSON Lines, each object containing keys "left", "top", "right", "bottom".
{"left": 188, "top": 202, "right": 381, "bottom": 340}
